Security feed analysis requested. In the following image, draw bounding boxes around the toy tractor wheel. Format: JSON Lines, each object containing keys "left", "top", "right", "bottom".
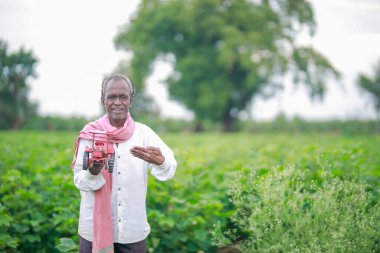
{"left": 108, "top": 154, "right": 115, "bottom": 173}
{"left": 83, "top": 151, "right": 89, "bottom": 170}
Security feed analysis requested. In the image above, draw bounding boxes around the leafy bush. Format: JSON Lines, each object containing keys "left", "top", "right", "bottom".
{"left": 212, "top": 165, "right": 380, "bottom": 252}
{"left": 0, "top": 132, "right": 79, "bottom": 253}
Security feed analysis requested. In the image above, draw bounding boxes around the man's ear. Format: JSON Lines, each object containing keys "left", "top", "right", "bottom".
{"left": 101, "top": 99, "right": 106, "bottom": 112}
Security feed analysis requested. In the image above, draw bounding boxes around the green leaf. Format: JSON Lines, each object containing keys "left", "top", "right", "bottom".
{"left": 0, "top": 214, "right": 13, "bottom": 226}
{"left": 56, "top": 238, "right": 76, "bottom": 252}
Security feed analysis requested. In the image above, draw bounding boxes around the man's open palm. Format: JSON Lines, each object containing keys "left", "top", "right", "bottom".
{"left": 130, "top": 146, "right": 165, "bottom": 165}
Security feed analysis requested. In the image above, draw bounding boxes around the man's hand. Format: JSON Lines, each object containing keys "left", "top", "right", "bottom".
{"left": 89, "top": 160, "right": 103, "bottom": 175}
{"left": 130, "top": 146, "right": 165, "bottom": 165}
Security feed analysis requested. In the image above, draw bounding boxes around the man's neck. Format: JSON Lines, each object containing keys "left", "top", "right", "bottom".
{"left": 110, "top": 119, "right": 126, "bottom": 129}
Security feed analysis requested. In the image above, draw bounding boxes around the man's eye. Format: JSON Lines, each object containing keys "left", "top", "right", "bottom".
{"left": 121, "top": 96, "right": 128, "bottom": 100}
{"left": 108, "top": 95, "right": 116, "bottom": 99}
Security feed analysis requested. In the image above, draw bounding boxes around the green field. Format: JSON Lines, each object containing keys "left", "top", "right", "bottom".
{"left": 1, "top": 131, "right": 379, "bottom": 252}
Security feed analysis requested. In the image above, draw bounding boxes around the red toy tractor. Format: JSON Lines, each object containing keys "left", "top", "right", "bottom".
{"left": 83, "top": 131, "right": 115, "bottom": 173}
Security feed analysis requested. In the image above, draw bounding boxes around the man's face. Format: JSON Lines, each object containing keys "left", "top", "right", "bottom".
{"left": 103, "top": 79, "right": 132, "bottom": 127}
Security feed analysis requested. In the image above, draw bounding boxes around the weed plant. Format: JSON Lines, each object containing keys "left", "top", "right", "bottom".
{"left": 213, "top": 165, "right": 380, "bottom": 252}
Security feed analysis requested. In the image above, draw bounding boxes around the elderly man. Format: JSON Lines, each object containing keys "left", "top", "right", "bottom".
{"left": 72, "top": 74, "right": 177, "bottom": 253}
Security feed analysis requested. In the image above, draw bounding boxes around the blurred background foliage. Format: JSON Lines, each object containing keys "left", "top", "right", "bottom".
{"left": 0, "top": 0, "right": 379, "bottom": 133}
{"left": 0, "top": 40, "right": 38, "bottom": 130}
{"left": 114, "top": 0, "right": 340, "bottom": 131}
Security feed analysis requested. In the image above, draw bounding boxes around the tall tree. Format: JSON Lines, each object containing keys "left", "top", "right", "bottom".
{"left": 0, "top": 40, "right": 38, "bottom": 129}
{"left": 115, "top": 0, "right": 340, "bottom": 131}
{"left": 357, "top": 60, "right": 380, "bottom": 132}
{"left": 112, "top": 62, "right": 160, "bottom": 121}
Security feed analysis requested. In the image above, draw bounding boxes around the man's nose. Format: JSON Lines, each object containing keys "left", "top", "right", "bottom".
{"left": 114, "top": 96, "right": 122, "bottom": 104}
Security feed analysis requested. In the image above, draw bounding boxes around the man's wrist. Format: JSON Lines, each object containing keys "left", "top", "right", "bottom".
{"left": 157, "top": 156, "right": 167, "bottom": 169}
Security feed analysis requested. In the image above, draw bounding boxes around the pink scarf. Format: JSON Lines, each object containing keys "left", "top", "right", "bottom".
{"left": 72, "top": 113, "right": 135, "bottom": 253}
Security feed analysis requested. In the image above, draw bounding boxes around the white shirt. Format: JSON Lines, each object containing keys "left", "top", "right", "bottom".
{"left": 73, "top": 122, "right": 177, "bottom": 243}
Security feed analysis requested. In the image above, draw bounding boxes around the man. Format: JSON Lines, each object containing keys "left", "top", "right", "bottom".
{"left": 72, "top": 74, "right": 177, "bottom": 253}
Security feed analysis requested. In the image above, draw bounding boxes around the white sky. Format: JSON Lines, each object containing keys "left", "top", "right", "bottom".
{"left": 0, "top": 0, "right": 379, "bottom": 121}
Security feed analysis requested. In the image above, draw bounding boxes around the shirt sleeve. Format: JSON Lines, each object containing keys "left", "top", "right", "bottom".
{"left": 144, "top": 126, "right": 177, "bottom": 181}
{"left": 73, "top": 138, "right": 106, "bottom": 191}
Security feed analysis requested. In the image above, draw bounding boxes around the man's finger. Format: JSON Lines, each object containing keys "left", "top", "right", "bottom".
{"left": 147, "top": 147, "right": 162, "bottom": 155}
{"left": 131, "top": 147, "right": 158, "bottom": 156}
{"left": 130, "top": 148, "right": 147, "bottom": 156}
{"left": 131, "top": 150, "right": 149, "bottom": 159}
{"left": 131, "top": 146, "right": 147, "bottom": 152}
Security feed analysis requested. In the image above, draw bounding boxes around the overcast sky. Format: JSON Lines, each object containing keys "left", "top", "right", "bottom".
{"left": 0, "top": 0, "right": 379, "bottom": 121}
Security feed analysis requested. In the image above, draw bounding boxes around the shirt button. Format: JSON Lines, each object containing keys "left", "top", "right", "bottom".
{"left": 118, "top": 203, "right": 121, "bottom": 206}
{"left": 118, "top": 172, "right": 120, "bottom": 175}
{"left": 118, "top": 156, "right": 120, "bottom": 158}
{"left": 118, "top": 219, "right": 121, "bottom": 222}
{"left": 118, "top": 188, "right": 121, "bottom": 191}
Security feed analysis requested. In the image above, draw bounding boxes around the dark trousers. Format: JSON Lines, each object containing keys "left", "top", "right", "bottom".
{"left": 79, "top": 236, "right": 147, "bottom": 253}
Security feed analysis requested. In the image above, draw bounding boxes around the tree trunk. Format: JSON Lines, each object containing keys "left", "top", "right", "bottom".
{"left": 12, "top": 118, "right": 21, "bottom": 130}
{"left": 222, "top": 114, "right": 235, "bottom": 132}
{"left": 193, "top": 122, "right": 204, "bottom": 132}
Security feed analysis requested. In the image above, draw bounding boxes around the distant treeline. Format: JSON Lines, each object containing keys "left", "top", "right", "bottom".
{"left": 21, "top": 116, "right": 91, "bottom": 131}
{"left": 17, "top": 115, "right": 379, "bottom": 135}
{"left": 238, "top": 117, "right": 378, "bottom": 135}
{"left": 20, "top": 115, "right": 191, "bottom": 133}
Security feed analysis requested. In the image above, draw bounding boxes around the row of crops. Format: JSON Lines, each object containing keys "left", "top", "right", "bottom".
{"left": 0, "top": 131, "right": 379, "bottom": 252}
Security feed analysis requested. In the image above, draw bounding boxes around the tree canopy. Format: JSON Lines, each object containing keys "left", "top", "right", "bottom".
{"left": 115, "top": 0, "right": 340, "bottom": 131}
{"left": 0, "top": 40, "right": 38, "bottom": 129}
{"left": 357, "top": 60, "right": 380, "bottom": 131}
